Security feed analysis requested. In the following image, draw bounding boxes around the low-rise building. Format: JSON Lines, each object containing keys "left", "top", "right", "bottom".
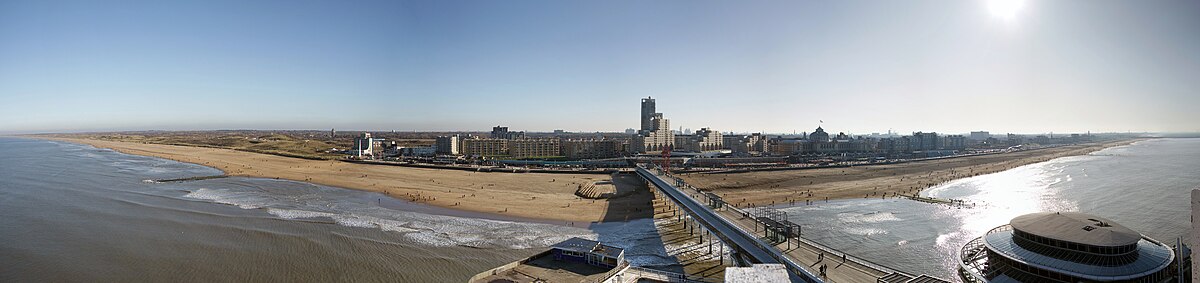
{"left": 563, "top": 139, "right": 621, "bottom": 159}
{"left": 508, "top": 138, "right": 561, "bottom": 159}
{"left": 399, "top": 146, "right": 436, "bottom": 157}
{"left": 942, "top": 135, "right": 967, "bottom": 150}
{"left": 550, "top": 237, "right": 625, "bottom": 268}
{"left": 912, "top": 132, "right": 940, "bottom": 151}
{"left": 461, "top": 138, "right": 508, "bottom": 158}
{"left": 673, "top": 127, "right": 722, "bottom": 152}
{"left": 768, "top": 139, "right": 804, "bottom": 155}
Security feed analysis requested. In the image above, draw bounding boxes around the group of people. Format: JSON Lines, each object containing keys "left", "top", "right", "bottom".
{"left": 816, "top": 252, "right": 846, "bottom": 278}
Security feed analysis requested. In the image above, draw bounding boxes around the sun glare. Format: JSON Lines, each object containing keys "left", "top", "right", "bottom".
{"left": 987, "top": 0, "right": 1026, "bottom": 22}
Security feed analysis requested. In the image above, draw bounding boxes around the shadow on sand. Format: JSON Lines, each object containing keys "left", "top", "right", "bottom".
{"left": 587, "top": 172, "right": 689, "bottom": 274}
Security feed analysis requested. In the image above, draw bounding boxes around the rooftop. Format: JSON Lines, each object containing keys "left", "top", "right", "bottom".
{"left": 550, "top": 237, "right": 624, "bottom": 259}
{"left": 982, "top": 228, "right": 1174, "bottom": 280}
{"left": 1009, "top": 212, "right": 1140, "bottom": 247}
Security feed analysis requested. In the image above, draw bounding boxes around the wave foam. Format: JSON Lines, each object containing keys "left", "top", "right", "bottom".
{"left": 180, "top": 181, "right": 593, "bottom": 249}
{"left": 184, "top": 188, "right": 268, "bottom": 209}
{"left": 838, "top": 211, "right": 901, "bottom": 224}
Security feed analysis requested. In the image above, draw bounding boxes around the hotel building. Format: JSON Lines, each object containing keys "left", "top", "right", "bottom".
{"left": 562, "top": 139, "right": 621, "bottom": 160}
{"left": 460, "top": 138, "right": 508, "bottom": 158}
{"left": 508, "top": 138, "right": 561, "bottom": 159}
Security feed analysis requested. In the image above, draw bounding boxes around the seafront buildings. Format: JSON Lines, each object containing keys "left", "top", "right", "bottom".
{"left": 507, "top": 138, "right": 560, "bottom": 159}
{"left": 490, "top": 125, "right": 525, "bottom": 139}
{"left": 631, "top": 96, "right": 675, "bottom": 153}
{"left": 959, "top": 212, "right": 1184, "bottom": 282}
{"left": 434, "top": 134, "right": 460, "bottom": 155}
{"left": 413, "top": 97, "right": 1099, "bottom": 162}
{"left": 724, "top": 133, "right": 768, "bottom": 156}
{"left": 673, "top": 127, "right": 723, "bottom": 152}
{"left": 460, "top": 137, "right": 508, "bottom": 157}
{"left": 350, "top": 132, "right": 376, "bottom": 158}
{"left": 562, "top": 139, "right": 621, "bottom": 159}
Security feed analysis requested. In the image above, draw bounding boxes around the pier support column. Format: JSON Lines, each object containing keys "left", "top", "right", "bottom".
{"left": 707, "top": 230, "right": 712, "bottom": 255}
{"left": 720, "top": 242, "right": 724, "bottom": 264}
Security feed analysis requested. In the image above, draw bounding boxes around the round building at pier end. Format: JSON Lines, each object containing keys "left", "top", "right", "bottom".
{"left": 958, "top": 212, "right": 1180, "bottom": 282}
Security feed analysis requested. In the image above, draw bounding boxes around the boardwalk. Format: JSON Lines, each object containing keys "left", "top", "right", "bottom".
{"left": 637, "top": 166, "right": 819, "bottom": 282}
{"left": 637, "top": 165, "right": 949, "bottom": 283}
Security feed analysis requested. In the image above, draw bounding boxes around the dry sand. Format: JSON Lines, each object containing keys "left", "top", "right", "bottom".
{"left": 681, "top": 140, "right": 1139, "bottom": 208}
{"left": 54, "top": 138, "right": 652, "bottom": 223}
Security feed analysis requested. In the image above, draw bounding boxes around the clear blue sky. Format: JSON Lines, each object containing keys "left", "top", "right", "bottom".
{"left": 1, "top": 0, "right": 1197, "bottom": 135}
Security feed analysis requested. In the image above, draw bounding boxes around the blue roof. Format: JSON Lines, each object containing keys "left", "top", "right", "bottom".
{"left": 983, "top": 229, "right": 1173, "bottom": 281}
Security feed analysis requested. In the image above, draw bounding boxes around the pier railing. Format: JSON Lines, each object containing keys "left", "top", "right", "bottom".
{"left": 659, "top": 169, "right": 913, "bottom": 280}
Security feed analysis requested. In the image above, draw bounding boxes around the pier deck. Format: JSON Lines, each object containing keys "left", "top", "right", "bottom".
{"left": 637, "top": 165, "right": 949, "bottom": 283}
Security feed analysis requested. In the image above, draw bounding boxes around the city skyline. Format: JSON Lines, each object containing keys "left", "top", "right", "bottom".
{"left": 2, "top": 0, "right": 1199, "bottom": 134}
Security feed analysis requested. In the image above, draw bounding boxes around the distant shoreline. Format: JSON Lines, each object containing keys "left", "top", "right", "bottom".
{"left": 681, "top": 139, "right": 1141, "bottom": 208}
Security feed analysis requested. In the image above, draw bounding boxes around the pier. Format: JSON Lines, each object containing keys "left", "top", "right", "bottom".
{"left": 636, "top": 165, "right": 949, "bottom": 283}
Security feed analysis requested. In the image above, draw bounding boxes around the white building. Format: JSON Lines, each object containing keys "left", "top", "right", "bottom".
{"left": 675, "top": 127, "right": 723, "bottom": 152}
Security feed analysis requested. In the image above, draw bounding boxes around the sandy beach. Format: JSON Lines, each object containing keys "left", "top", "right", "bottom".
{"left": 680, "top": 140, "right": 1139, "bottom": 208}
{"left": 52, "top": 138, "right": 653, "bottom": 224}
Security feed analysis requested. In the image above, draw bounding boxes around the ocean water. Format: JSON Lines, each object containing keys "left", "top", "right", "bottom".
{"left": 780, "top": 138, "right": 1200, "bottom": 280}
{"left": 0, "top": 138, "right": 678, "bottom": 282}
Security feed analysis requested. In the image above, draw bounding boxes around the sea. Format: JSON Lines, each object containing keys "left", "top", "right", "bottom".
{"left": 779, "top": 138, "right": 1200, "bottom": 280}
{"left": 0, "top": 137, "right": 681, "bottom": 282}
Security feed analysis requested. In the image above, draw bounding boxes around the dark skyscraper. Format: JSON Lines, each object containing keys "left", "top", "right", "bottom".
{"left": 640, "top": 97, "right": 656, "bottom": 131}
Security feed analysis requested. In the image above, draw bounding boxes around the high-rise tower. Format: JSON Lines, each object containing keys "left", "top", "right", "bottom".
{"left": 632, "top": 97, "right": 673, "bottom": 153}
{"left": 640, "top": 97, "right": 656, "bottom": 131}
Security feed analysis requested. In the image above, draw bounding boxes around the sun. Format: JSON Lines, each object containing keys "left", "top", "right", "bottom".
{"left": 987, "top": 0, "right": 1027, "bottom": 22}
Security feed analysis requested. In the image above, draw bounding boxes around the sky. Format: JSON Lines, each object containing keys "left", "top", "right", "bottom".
{"left": 1, "top": 0, "right": 1197, "bottom": 135}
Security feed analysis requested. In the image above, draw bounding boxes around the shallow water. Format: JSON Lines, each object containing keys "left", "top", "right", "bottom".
{"left": 0, "top": 138, "right": 679, "bottom": 282}
{"left": 780, "top": 138, "right": 1200, "bottom": 279}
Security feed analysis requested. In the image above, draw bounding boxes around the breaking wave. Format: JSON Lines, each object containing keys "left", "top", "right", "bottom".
{"left": 180, "top": 181, "right": 593, "bottom": 249}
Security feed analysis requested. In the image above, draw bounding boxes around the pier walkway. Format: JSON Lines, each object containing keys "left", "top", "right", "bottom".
{"left": 635, "top": 165, "right": 949, "bottom": 283}
{"left": 636, "top": 166, "right": 820, "bottom": 282}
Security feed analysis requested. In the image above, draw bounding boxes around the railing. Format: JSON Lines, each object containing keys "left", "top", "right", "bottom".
{"left": 591, "top": 261, "right": 630, "bottom": 283}
{"left": 626, "top": 266, "right": 718, "bottom": 283}
{"left": 958, "top": 236, "right": 991, "bottom": 282}
{"left": 641, "top": 166, "right": 822, "bottom": 282}
{"left": 668, "top": 172, "right": 904, "bottom": 278}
